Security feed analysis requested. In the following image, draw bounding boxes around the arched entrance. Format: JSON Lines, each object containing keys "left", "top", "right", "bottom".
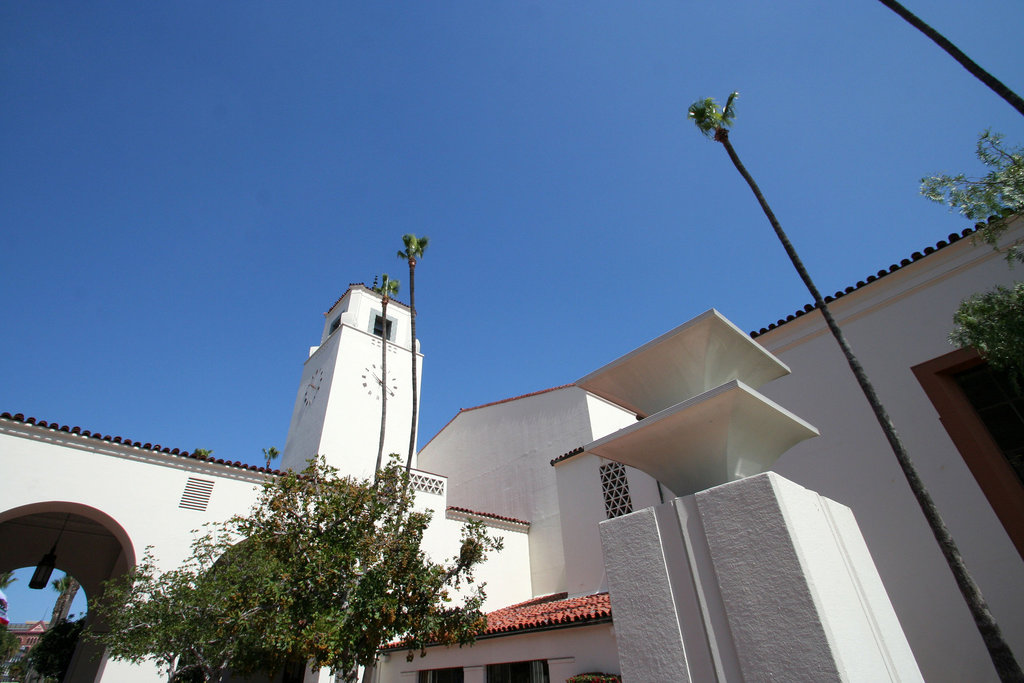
{"left": 0, "top": 502, "right": 136, "bottom": 683}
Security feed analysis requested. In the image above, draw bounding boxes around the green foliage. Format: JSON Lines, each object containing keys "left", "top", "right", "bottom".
{"left": 0, "top": 623, "right": 19, "bottom": 661}
{"left": 27, "top": 618, "right": 84, "bottom": 681}
{"left": 92, "top": 456, "right": 501, "bottom": 683}
{"left": 262, "top": 446, "right": 280, "bottom": 470}
{"left": 950, "top": 282, "right": 1024, "bottom": 384}
{"left": 566, "top": 674, "right": 621, "bottom": 683}
{"left": 687, "top": 91, "right": 738, "bottom": 138}
{"left": 373, "top": 274, "right": 400, "bottom": 301}
{"left": 397, "top": 234, "right": 429, "bottom": 264}
{"left": 922, "top": 131, "right": 1024, "bottom": 263}
{"left": 0, "top": 572, "right": 15, "bottom": 590}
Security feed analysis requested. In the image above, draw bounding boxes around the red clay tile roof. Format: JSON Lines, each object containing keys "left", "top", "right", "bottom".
{"left": 550, "top": 446, "right": 586, "bottom": 467}
{"left": 383, "top": 592, "right": 611, "bottom": 651}
{"left": 480, "top": 592, "right": 611, "bottom": 637}
{"left": 446, "top": 506, "right": 530, "bottom": 527}
{"left": 749, "top": 224, "right": 987, "bottom": 338}
{"left": 0, "top": 412, "right": 280, "bottom": 475}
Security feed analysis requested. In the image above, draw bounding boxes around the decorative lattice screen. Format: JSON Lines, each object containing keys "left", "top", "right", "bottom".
{"left": 409, "top": 472, "right": 446, "bottom": 496}
{"left": 600, "top": 462, "right": 633, "bottom": 519}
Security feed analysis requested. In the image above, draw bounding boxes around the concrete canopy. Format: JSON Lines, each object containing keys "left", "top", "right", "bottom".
{"left": 575, "top": 309, "right": 789, "bottom": 417}
{"left": 584, "top": 380, "right": 819, "bottom": 496}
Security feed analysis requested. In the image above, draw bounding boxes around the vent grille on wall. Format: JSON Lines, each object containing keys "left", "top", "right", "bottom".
{"left": 179, "top": 477, "right": 215, "bottom": 511}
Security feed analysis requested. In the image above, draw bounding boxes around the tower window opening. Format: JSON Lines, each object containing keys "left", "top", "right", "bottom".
{"left": 372, "top": 315, "right": 395, "bottom": 341}
{"left": 329, "top": 316, "right": 341, "bottom": 335}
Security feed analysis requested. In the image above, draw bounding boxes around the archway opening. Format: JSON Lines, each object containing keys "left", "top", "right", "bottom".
{"left": 0, "top": 504, "right": 136, "bottom": 683}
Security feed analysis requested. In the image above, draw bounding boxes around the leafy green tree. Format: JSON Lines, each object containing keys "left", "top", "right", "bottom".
{"left": 91, "top": 456, "right": 499, "bottom": 683}
{"left": 688, "top": 92, "right": 1023, "bottom": 681}
{"left": 0, "top": 623, "right": 19, "bottom": 661}
{"left": 373, "top": 274, "right": 400, "bottom": 476}
{"left": 51, "top": 574, "right": 81, "bottom": 624}
{"left": 397, "top": 234, "right": 429, "bottom": 473}
{"left": 28, "top": 617, "right": 83, "bottom": 681}
{"left": 875, "top": 0, "right": 1024, "bottom": 117}
{"left": 922, "top": 131, "right": 1024, "bottom": 263}
{"left": 950, "top": 283, "right": 1024, "bottom": 385}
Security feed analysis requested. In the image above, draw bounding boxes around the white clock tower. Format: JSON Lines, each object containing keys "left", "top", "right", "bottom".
{"left": 281, "top": 284, "right": 422, "bottom": 479}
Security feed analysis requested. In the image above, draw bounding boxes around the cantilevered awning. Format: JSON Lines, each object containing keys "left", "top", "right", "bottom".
{"left": 575, "top": 309, "right": 789, "bottom": 417}
{"left": 584, "top": 380, "right": 818, "bottom": 496}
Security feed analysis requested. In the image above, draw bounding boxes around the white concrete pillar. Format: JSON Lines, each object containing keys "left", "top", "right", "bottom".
{"left": 463, "top": 664, "right": 485, "bottom": 683}
{"left": 601, "top": 472, "right": 922, "bottom": 683}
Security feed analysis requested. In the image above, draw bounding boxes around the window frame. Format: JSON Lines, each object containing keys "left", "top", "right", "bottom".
{"left": 913, "top": 347, "right": 1024, "bottom": 560}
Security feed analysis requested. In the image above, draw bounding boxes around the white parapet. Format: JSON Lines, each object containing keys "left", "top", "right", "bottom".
{"left": 600, "top": 472, "right": 922, "bottom": 683}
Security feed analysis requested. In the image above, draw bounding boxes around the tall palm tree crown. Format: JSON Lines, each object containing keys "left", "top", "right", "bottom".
{"left": 687, "top": 92, "right": 1022, "bottom": 681}
{"left": 397, "top": 234, "right": 429, "bottom": 473}
{"left": 373, "top": 274, "right": 400, "bottom": 477}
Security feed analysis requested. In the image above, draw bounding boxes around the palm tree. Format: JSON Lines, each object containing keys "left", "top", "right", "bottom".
{"left": 373, "top": 274, "right": 400, "bottom": 477}
{"left": 0, "top": 572, "right": 15, "bottom": 590}
{"left": 397, "top": 234, "right": 429, "bottom": 473}
{"left": 262, "top": 446, "right": 280, "bottom": 470}
{"left": 688, "top": 92, "right": 1022, "bottom": 681}
{"left": 876, "top": 0, "right": 1024, "bottom": 118}
{"left": 50, "top": 574, "right": 80, "bottom": 624}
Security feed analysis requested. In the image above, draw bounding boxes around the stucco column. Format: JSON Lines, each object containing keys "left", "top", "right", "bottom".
{"left": 601, "top": 472, "right": 922, "bottom": 682}
{"left": 463, "top": 664, "right": 485, "bottom": 683}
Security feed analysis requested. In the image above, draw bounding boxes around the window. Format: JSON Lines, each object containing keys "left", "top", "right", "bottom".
{"left": 600, "top": 461, "right": 633, "bottom": 519}
{"left": 329, "top": 316, "right": 341, "bottom": 335}
{"left": 419, "top": 668, "right": 464, "bottom": 683}
{"left": 372, "top": 314, "right": 395, "bottom": 341}
{"left": 486, "top": 660, "right": 549, "bottom": 683}
{"left": 954, "top": 364, "right": 1024, "bottom": 484}
{"left": 913, "top": 348, "right": 1024, "bottom": 560}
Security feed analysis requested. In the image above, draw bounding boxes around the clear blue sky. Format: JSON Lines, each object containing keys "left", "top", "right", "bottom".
{"left": 2, "top": 1, "right": 1022, "bottom": 620}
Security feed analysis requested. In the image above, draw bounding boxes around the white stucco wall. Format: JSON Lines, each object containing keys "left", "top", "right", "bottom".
{"left": 758, "top": 222, "right": 1024, "bottom": 681}
{"left": 0, "top": 418, "right": 267, "bottom": 683}
{"left": 419, "top": 386, "right": 639, "bottom": 598}
{"left": 374, "top": 623, "right": 619, "bottom": 683}
{"left": 414, "top": 480, "right": 533, "bottom": 613}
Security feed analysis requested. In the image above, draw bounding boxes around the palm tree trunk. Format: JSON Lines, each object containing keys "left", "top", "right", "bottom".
{"left": 406, "top": 257, "right": 418, "bottom": 473}
{"left": 374, "top": 299, "right": 390, "bottom": 477}
{"left": 716, "top": 127, "right": 1023, "bottom": 681}
{"left": 876, "top": 0, "right": 1024, "bottom": 118}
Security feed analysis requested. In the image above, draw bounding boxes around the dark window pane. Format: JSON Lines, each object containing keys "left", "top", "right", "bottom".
{"left": 419, "top": 668, "right": 464, "bottom": 683}
{"left": 956, "top": 365, "right": 1024, "bottom": 484}
{"left": 486, "top": 660, "right": 548, "bottom": 683}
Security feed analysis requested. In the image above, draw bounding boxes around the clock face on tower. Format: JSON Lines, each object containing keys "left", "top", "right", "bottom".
{"left": 361, "top": 363, "right": 399, "bottom": 400}
{"left": 303, "top": 368, "right": 325, "bottom": 407}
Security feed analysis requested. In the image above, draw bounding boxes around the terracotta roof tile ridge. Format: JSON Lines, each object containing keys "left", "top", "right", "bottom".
{"left": 446, "top": 506, "right": 530, "bottom": 526}
{"left": 1, "top": 412, "right": 281, "bottom": 476}
{"left": 382, "top": 592, "right": 610, "bottom": 650}
{"left": 551, "top": 445, "right": 586, "bottom": 467}
{"left": 749, "top": 223, "right": 986, "bottom": 338}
